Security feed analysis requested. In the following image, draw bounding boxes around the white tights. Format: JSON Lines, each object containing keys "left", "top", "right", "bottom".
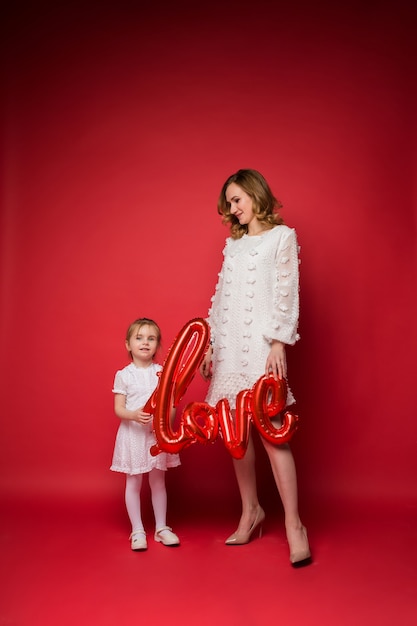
{"left": 125, "top": 469, "right": 167, "bottom": 533}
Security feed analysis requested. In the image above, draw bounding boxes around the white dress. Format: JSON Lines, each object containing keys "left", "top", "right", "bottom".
{"left": 206, "top": 225, "right": 300, "bottom": 409}
{"left": 110, "top": 362, "right": 181, "bottom": 474}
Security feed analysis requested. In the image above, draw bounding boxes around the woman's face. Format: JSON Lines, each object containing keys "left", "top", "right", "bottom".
{"left": 225, "top": 183, "right": 256, "bottom": 227}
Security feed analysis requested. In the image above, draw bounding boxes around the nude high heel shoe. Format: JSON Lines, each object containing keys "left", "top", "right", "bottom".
{"left": 288, "top": 525, "right": 312, "bottom": 567}
{"left": 225, "top": 506, "right": 266, "bottom": 545}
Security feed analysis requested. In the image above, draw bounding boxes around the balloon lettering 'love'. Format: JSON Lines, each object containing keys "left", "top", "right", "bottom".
{"left": 143, "top": 318, "right": 299, "bottom": 459}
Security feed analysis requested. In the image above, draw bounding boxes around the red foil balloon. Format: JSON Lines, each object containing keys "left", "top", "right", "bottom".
{"left": 144, "top": 318, "right": 300, "bottom": 457}
{"left": 250, "top": 375, "right": 299, "bottom": 445}
{"left": 216, "top": 390, "right": 251, "bottom": 460}
{"left": 145, "top": 318, "right": 210, "bottom": 456}
{"left": 183, "top": 402, "right": 219, "bottom": 444}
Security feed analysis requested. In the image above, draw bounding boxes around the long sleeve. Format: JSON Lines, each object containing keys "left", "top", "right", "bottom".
{"left": 263, "top": 227, "right": 300, "bottom": 346}
{"left": 206, "top": 243, "right": 228, "bottom": 344}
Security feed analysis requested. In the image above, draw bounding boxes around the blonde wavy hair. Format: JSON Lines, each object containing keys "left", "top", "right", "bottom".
{"left": 217, "top": 169, "right": 284, "bottom": 239}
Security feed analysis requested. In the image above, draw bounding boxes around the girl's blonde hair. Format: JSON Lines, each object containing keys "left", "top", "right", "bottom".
{"left": 125, "top": 317, "right": 161, "bottom": 358}
{"left": 217, "top": 169, "right": 284, "bottom": 239}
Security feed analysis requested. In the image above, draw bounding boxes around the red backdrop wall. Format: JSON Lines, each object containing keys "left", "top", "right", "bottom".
{"left": 1, "top": 1, "right": 416, "bottom": 512}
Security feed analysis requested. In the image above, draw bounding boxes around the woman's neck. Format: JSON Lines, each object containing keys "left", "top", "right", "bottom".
{"left": 247, "top": 223, "right": 272, "bottom": 236}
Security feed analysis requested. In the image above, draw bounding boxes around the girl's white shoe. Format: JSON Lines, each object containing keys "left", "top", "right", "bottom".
{"left": 154, "top": 526, "right": 180, "bottom": 546}
{"left": 130, "top": 529, "right": 147, "bottom": 551}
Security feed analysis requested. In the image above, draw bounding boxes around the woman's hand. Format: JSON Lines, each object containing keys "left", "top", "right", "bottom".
{"left": 265, "top": 340, "right": 287, "bottom": 380}
{"left": 199, "top": 346, "right": 213, "bottom": 381}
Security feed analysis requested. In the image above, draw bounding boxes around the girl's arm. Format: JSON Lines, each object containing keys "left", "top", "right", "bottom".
{"left": 114, "top": 393, "right": 152, "bottom": 424}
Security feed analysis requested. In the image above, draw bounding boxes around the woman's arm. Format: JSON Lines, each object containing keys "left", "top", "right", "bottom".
{"left": 200, "top": 244, "right": 227, "bottom": 381}
{"left": 265, "top": 340, "right": 287, "bottom": 380}
{"left": 199, "top": 345, "right": 213, "bottom": 381}
{"left": 265, "top": 228, "right": 300, "bottom": 379}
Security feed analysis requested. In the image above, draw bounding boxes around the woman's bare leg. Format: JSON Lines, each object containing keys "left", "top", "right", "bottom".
{"left": 261, "top": 438, "right": 310, "bottom": 562}
{"left": 230, "top": 435, "right": 263, "bottom": 533}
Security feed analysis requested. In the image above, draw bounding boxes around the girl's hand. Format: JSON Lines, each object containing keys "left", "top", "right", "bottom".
{"left": 265, "top": 340, "right": 287, "bottom": 380}
{"left": 133, "top": 408, "right": 153, "bottom": 425}
{"left": 199, "top": 346, "right": 213, "bottom": 381}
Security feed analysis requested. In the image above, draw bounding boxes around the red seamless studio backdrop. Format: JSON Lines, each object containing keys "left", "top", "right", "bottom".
{"left": 1, "top": 1, "right": 416, "bottom": 625}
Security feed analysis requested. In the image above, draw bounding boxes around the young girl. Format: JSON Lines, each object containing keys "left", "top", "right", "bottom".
{"left": 200, "top": 169, "right": 311, "bottom": 566}
{"left": 110, "top": 317, "right": 181, "bottom": 551}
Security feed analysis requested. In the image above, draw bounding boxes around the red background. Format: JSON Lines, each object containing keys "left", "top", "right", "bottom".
{"left": 1, "top": 0, "right": 416, "bottom": 517}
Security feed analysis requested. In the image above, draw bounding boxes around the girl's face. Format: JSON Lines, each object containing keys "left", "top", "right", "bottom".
{"left": 225, "top": 183, "right": 257, "bottom": 230}
{"left": 126, "top": 324, "right": 159, "bottom": 366}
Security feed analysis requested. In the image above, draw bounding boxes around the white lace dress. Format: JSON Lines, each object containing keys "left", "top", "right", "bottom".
{"left": 206, "top": 225, "right": 300, "bottom": 409}
{"left": 110, "top": 362, "right": 181, "bottom": 474}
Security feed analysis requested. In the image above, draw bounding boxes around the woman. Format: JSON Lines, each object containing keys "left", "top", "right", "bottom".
{"left": 200, "top": 169, "right": 311, "bottom": 566}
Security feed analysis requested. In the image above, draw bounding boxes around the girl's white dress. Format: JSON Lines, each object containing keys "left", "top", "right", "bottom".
{"left": 206, "top": 225, "right": 300, "bottom": 409}
{"left": 110, "top": 362, "right": 181, "bottom": 474}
